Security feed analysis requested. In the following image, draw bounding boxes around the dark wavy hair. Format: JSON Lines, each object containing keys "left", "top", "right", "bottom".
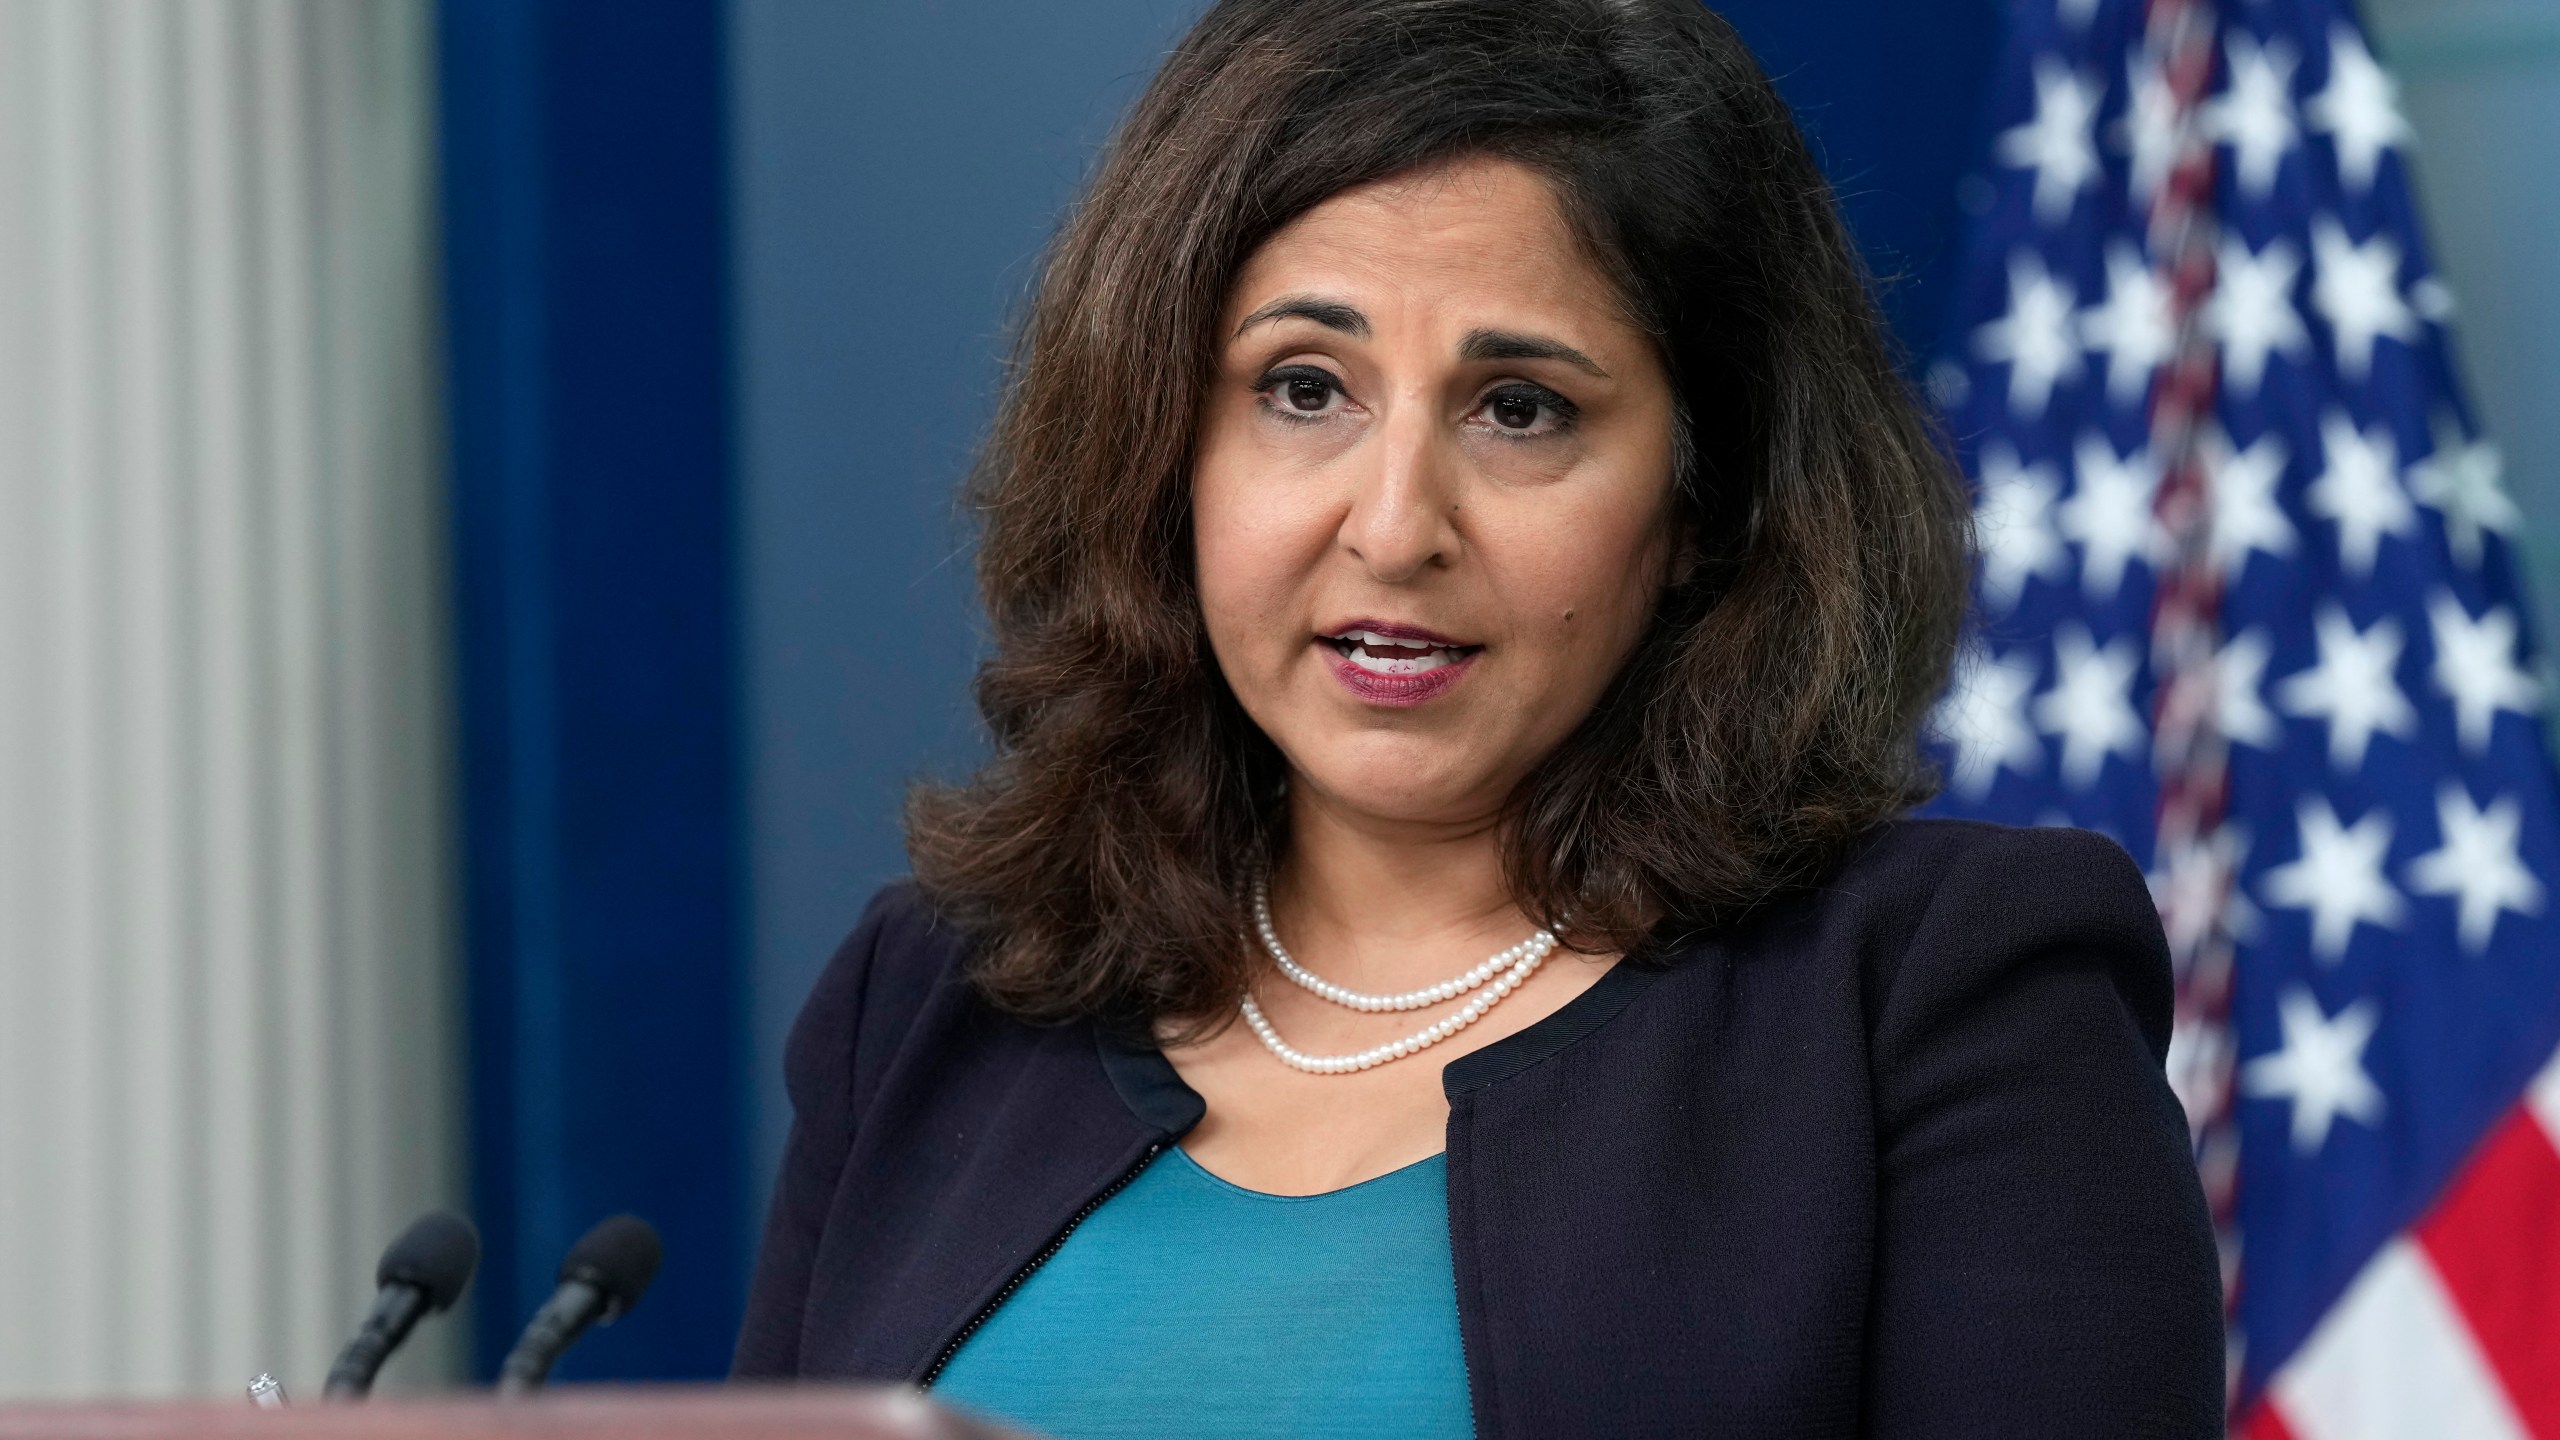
{"left": 907, "top": 0, "right": 1970, "bottom": 1034}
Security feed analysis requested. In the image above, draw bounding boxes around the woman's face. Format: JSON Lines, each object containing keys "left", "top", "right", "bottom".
{"left": 1192, "top": 155, "right": 1683, "bottom": 833}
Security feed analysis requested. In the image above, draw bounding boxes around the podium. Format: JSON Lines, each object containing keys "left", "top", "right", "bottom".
{"left": 0, "top": 1386, "right": 1025, "bottom": 1439}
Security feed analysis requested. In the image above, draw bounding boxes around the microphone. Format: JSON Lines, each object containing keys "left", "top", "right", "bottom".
{"left": 323, "top": 1210, "right": 480, "bottom": 1399}
{"left": 496, "top": 1213, "right": 663, "bottom": 1394}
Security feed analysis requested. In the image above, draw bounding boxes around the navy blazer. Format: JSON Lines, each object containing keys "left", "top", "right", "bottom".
{"left": 734, "top": 819, "right": 2225, "bottom": 1437}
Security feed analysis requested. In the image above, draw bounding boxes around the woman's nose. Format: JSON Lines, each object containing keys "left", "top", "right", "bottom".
{"left": 1339, "top": 402, "right": 1460, "bottom": 583}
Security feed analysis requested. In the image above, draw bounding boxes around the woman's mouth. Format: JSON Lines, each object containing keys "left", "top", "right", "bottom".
{"left": 1327, "top": 628, "right": 1478, "bottom": 674}
{"left": 1316, "top": 625, "right": 1481, "bottom": 706}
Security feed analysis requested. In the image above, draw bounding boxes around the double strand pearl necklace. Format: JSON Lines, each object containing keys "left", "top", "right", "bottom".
{"left": 1239, "top": 874, "right": 1557, "bottom": 1075}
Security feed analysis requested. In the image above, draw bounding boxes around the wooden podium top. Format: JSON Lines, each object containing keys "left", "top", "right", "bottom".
{"left": 0, "top": 1386, "right": 1027, "bottom": 1439}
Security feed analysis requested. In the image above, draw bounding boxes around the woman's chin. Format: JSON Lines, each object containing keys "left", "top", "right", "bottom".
{"left": 1289, "top": 759, "right": 1513, "bottom": 833}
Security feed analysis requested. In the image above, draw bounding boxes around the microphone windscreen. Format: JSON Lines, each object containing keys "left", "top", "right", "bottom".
{"left": 377, "top": 1210, "right": 481, "bottom": 1313}
{"left": 558, "top": 1214, "right": 663, "bottom": 1315}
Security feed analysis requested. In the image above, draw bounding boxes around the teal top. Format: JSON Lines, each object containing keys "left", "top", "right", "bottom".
{"left": 931, "top": 1148, "right": 1473, "bottom": 1440}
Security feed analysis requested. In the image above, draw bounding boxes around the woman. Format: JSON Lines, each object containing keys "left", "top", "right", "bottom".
{"left": 734, "top": 0, "right": 2224, "bottom": 1435}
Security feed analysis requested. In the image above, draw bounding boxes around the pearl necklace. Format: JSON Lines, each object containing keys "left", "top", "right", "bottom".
{"left": 1252, "top": 874, "right": 1551, "bottom": 1011}
{"left": 1239, "top": 875, "right": 1556, "bottom": 1075}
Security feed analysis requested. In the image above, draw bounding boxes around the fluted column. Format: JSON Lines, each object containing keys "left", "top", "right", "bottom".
{"left": 0, "top": 0, "right": 457, "bottom": 1400}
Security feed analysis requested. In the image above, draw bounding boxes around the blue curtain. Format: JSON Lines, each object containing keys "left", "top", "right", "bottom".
{"left": 437, "top": 0, "right": 743, "bottom": 1382}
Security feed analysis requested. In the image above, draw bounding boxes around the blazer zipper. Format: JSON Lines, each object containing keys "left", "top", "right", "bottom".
{"left": 917, "top": 1140, "right": 1165, "bottom": 1389}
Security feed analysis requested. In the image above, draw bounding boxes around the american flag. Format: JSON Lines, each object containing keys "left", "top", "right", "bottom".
{"left": 1923, "top": 0, "right": 2560, "bottom": 1432}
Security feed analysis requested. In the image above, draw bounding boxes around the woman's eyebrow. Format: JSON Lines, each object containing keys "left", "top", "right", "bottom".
{"left": 1233, "top": 296, "right": 1370, "bottom": 338}
{"left": 1459, "top": 328, "right": 1609, "bottom": 378}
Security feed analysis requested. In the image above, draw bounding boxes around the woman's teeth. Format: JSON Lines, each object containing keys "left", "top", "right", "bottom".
{"left": 1329, "top": 630, "right": 1468, "bottom": 675}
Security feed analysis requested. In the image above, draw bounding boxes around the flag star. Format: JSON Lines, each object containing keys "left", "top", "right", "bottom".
{"left": 2209, "top": 236, "right": 2310, "bottom": 398}
{"left": 2078, "top": 240, "right": 2174, "bottom": 408}
{"left": 1935, "top": 645, "right": 2044, "bottom": 798}
{"left": 2117, "top": 53, "right": 2181, "bottom": 207}
{"left": 1973, "top": 444, "right": 2071, "bottom": 610}
{"left": 2310, "top": 216, "right": 2418, "bottom": 382}
{"left": 2205, "top": 427, "right": 2297, "bottom": 580}
{"left": 2057, "top": 434, "right": 2164, "bottom": 597}
{"left": 2152, "top": 826, "right": 2257, "bottom": 962}
{"left": 2244, "top": 986, "right": 2385, "bottom": 1153}
{"left": 2216, "top": 628, "right": 2283, "bottom": 749}
{"left": 1999, "top": 57, "right": 2105, "bottom": 224}
{"left": 2036, "top": 624, "right": 2147, "bottom": 787}
{"left": 2411, "top": 275, "right": 2457, "bottom": 322}
{"left": 2056, "top": 0, "right": 2101, "bottom": 27}
{"left": 2167, "top": 1017, "right": 2234, "bottom": 1138}
{"left": 2277, "top": 605, "right": 2418, "bottom": 770}
{"left": 2409, "top": 426, "right": 2521, "bottom": 568}
{"left": 2408, "top": 783, "right": 2545, "bottom": 952}
{"left": 2305, "top": 23, "right": 2411, "bottom": 193}
{"left": 1975, "top": 251, "right": 2084, "bottom": 417}
{"left": 2305, "top": 410, "right": 2417, "bottom": 577}
{"left": 2262, "top": 797, "right": 2406, "bottom": 960}
{"left": 2206, "top": 32, "right": 2302, "bottom": 201}
{"left": 2427, "top": 592, "right": 2541, "bottom": 752}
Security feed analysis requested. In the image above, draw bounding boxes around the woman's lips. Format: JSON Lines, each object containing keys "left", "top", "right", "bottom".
{"left": 1317, "top": 628, "right": 1481, "bottom": 706}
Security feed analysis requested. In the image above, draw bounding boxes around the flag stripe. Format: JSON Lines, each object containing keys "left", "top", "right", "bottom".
{"left": 2526, "top": 1045, "right": 2560, "bottom": 1141}
{"left": 2267, "top": 1240, "right": 2528, "bottom": 1440}
{"left": 2242, "top": 1398, "right": 2303, "bottom": 1440}
{"left": 2414, "top": 1099, "right": 2560, "bottom": 1434}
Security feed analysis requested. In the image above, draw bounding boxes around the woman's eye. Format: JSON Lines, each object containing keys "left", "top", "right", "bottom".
{"left": 1255, "top": 366, "right": 1347, "bottom": 420}
{"left": 1472, "top": 384, "right": 1577, "bottom": 438}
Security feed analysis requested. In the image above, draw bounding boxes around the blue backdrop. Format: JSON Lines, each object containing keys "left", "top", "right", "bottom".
{"left": 438, "top": 0, "right": 742, "bottom": 1381}
{"left": 441, "top": 0, "right": 2007, "bottom": 1380}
